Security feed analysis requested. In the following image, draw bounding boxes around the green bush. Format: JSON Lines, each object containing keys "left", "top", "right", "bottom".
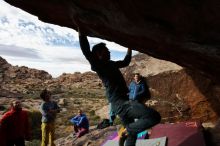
{"left": 89, "top": 115, "right": 100, "bottom": 126}
{"left": 28, "top": 110, "right": 42, "bottom": 139}
{"left": 114, "top": 116, "right": 122, "bottom": 125}
{"left": 26, "top": 139, "right": 41, "bottom": 146}
{"left": 89, "top": 110, "right": 95, "bottom": 116}
{"left": 0, "top": 105, "right": 6, "bottom": 111}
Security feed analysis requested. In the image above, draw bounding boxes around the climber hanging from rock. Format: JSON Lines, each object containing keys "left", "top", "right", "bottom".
{"left": 77, "top": 25, "right": 161, "bottom": 146}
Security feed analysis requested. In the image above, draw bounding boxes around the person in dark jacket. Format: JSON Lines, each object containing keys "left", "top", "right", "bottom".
{"left": 129, "top": 73, "right": 151, "bottom": 104}
{"left": 78, "top": 27, "right": 161, "bottom": 146}
{"left": 0, "top": 100, "right": 31, "bottom": 146}
{"left": 70, "top": 109, "right": 89, "bottom": 138}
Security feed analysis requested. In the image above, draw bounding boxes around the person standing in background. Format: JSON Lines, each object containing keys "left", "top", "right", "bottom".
{"left": 129, "top": 73, "right": 151, "bottom": 104}
{"left": 40, "top": 89, "right": 60, "bottom": 146}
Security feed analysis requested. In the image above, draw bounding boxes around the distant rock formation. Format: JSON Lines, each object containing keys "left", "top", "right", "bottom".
{"left": 1, "top": 53, "right": 220, "bottom": 122}
{"left": 1, "top": 54, "right": 220, "bottom": 145}
{"left": 54, "top": 72, "right": 102, "bottom": 89}
{"left": 0, "top": 56, "right": 52, "bottom": 97}
{"left": 0, "top": 56, "right": 101, "bottom": 98}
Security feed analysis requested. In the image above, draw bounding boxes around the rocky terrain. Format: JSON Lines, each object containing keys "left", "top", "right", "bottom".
{"left": 3, "top": 1, "right": 220, "bottom": 144}
{"left": 1, "top": 53, "right": 220, "bottom": 145}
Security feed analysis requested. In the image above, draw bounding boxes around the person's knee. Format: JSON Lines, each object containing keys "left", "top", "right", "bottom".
{"left": 140, "top": 112, "right": 161, "bottom": 129}
{"left": 149, "top": 111, "right": 161, "bottom": 125}
{"left": 154, "top": 111, "right": 161, "bottom": 124}
{"left": 77, "top": 132, "right": 84, "bottom": 138}
{"left": 146, "top": 109, "right": 161, "bottom": 124}
{"left": 77, "top": 129, "right": 89, "bottom": 138}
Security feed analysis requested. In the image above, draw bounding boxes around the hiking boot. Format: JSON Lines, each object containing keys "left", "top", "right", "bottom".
{"left": 119, "top": 132, "right": 128, "bottom": 146}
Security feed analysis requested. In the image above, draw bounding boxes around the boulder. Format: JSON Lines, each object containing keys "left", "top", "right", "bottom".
{"left": 4, "top": 0, "right": 220, "bottom": 82}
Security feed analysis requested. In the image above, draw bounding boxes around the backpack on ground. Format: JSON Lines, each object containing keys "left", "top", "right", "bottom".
{"left": 97, "top": 119, "right": 110, "bottom": 129}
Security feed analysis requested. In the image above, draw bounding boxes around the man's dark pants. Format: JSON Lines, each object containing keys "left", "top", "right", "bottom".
{"left": 6, "top": 138, "right": 25, "bottom": 146}
{"left": 118, "top": 101, "right": 161, "bottom": 146}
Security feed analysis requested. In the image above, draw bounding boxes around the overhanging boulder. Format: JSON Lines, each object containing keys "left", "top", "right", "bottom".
{"left": 4, "top": 0, "right": 220, "bottom": 81}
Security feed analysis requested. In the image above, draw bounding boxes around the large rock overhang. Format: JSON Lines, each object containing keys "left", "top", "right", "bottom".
{"left": 5, "top": 0, "right": 220, "bottom": 82}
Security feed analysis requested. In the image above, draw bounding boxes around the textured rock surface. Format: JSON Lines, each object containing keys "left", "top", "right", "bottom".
{"left": 5, "top": 0, "right": 220, "bottom": 81}
{"left": 1, "top": 54, "right": 220, "bottom": 145}
{"left": 1, "top": 53, "right": 220, "bottom": 122}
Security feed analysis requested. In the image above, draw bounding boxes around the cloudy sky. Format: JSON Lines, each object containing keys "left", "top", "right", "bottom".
{"left": 0, "top": 0, "right": 134, "bottom": 77}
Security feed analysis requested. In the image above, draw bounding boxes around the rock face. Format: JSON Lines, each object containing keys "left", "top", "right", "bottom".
{"left": 122, "top": 53, "right": 220, "bottom": 122}
{"left": 147, "top": 69, "right": 220, "bottom": 122}
{"left": 5, "top": 0, "right": 220, "bottom": 82}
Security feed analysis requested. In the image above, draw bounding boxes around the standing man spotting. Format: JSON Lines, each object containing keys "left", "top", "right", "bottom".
{"left": 129, "top": 73, "right": 151, "bottom": 104}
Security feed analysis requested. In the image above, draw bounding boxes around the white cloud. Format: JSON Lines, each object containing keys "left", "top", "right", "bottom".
{"left": 0, "top": 44, "right": 90, "bottom": 77}
{"left": 0, "top": 44, "right": 41, "bottom": 58}
{"left": 3, "top": 55, "right": 91, "bottom": 77}
{"left": 0, "top": 0, "right": 136, "bottom": 77}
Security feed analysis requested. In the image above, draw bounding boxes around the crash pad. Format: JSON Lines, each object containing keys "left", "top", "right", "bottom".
{"left": 150, "top": 122, "right": 206, "bottom": 146}
{"left": 103, "top": 136, "right": 167, "bottom": 146}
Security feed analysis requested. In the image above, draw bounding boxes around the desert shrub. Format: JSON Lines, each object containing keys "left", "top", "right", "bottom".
{"left": 87, "top": 109, "right": 101, "bottom": 126}
{"left": 0, "top": 105, "right": 6, "bottom": 111}
{"left": 89, "top": 110, "right": 95, "bottom": 116}
{"left": 113, "top": 116, "right": 122, "bottom": 125}
{"left": 26, "top": 139, "right": 41, "bottom": 146}
{"left": 51, "top": 87, "right": 64, "bottom": 94}
{"left": 23, "top": 91, "right": 41, "bottom": 99}
{"left": 28, "top": 110, "right": 42, "bottom": 139}
{"left": 89, "top": 115, "right": 100, "bottom": 126}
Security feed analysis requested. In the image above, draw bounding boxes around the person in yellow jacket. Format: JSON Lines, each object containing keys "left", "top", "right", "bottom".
{"left": 39, "top": 89, "right": 60, "bottom": 146}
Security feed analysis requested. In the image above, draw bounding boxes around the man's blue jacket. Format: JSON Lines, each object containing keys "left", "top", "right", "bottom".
{"left": 129, "top": 80, "right": 148, "bottom": 101}
{"left": 70, "top": 114, "right": 89, "bottom": 129}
